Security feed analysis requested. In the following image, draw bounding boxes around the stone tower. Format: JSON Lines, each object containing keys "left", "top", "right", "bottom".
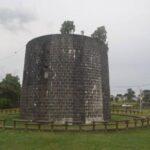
{"left": 20, "top": 34, "right": 110, "bottom": 124}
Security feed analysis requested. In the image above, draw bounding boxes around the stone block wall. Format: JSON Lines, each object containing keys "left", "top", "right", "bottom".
{"left": 20, "top": 34, "right": 110, "bottom": 124}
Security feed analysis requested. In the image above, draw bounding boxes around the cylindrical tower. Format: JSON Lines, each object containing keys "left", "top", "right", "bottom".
{"left": 20, "top": 34, "right": 110, "bottom": 124}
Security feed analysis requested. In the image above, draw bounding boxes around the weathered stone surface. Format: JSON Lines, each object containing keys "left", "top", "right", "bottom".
{"left": 20, "top": 34, "right": 111, "bottom": 124}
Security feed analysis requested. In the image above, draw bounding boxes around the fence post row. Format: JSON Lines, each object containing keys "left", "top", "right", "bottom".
{"left": 0, "top": 107, "right": 149, "bottom": 131}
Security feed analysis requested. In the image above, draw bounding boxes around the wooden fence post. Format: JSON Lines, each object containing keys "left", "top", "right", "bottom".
{"left": 125, "top": 120, "right": 129, "bottom": 129}
{"left": 141, "top": 119, "right": 144, "bottom": 127}
{"left": 2, "top": 120, "right": 5, "bottom": 129}
{"left": 65, "top": 121, "right": 68, "bottom": 131}
{"left": 147, "top": 118, "right": 150, "bottom": 126}
{"left": 104, "top": 122, "right": 108, "bottom": 132}
{"left": 92, "top": 121, "right": 95, "bottom": 131}
{"left": 51, "top": 122, "right": 54, "bottom": 132}
{"left": 117, "top": 109, "right": 119, "bottom": 113}
{"left": 79, "top": 124, "right": 82, "bottom": 131}
{"left": 38, "top": 124, "right": 41, "bottom": 131}
{"left": 134, "top": 119, "right": 137, "bottom": 128}
{"left": 115, "top": 121, "right": 118, "bottom": 131}
{"left": 13, "top": 120, "right": 16, "bottom": 129}
{"left": 25, "top": 123, "right": 28, "bottom": 130}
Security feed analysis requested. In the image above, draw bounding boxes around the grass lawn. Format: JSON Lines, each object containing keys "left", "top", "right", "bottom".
{"left": 0, "top": 128, "right": 150, "bottom": 150}
{"left": 111, "top": 114, "right": 133, "bottom": 121}
{"left": 142, "top": 109, "right": 150, "bottom": 116}
{"left": 0, "top": 109, "right": 150, "bottom": 150}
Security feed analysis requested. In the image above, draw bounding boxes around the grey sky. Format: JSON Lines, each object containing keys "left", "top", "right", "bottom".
{"left": 0, "top": 0, "right": 150, "bottom": 95}
{"left": 0, "top": 7, "right": 36, "bottom": 31}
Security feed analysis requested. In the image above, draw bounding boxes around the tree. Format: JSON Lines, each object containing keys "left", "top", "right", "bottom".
{"left": 91, "top": 26, "right": 107, "bottom": 44}
{"left": 116, "top": 94, "right": 123, "bottom": 101}
{"left": 60, "top": 21, "right": 75, "bottom": 34}
{"left": 0, "top": 74, "right": 21, "bottom": 108}
{"left": 124, "top": 88, "right": 135, "bottom": 101}
{"left": 142, "top": 90, "right": 150, "bottom": 102}
{"left": 110, "top": 95, "right": 115, "bottom": 101}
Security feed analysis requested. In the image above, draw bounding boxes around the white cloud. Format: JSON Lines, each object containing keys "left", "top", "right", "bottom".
{"left": 0, "top": 7, "right": 36, "bottom": 31}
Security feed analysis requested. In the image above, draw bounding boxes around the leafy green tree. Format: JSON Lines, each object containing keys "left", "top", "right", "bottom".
{"left": 60, "top": 21, "right": 75, "bottom": 34}
{"left": 110, "top": 95, "right": 115, "bottom": 101}
{"left": 116, "top": 94, "right": 123, "bottom": 101}
{"left": 124, "top": 88, "right": 135, "bottom": 101}
{"left": 0, "top": 74, "right": 21, "bottom": 108}
{"left": 0, "top": 98, "right": 11, "bottom": 108}
{"left": 91, "top": 26, "right": 107, "bottom": 44}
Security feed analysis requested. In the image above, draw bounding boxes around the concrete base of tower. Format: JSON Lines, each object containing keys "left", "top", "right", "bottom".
{"left": 85, "top": 117, "right": 104, "bottom": 124}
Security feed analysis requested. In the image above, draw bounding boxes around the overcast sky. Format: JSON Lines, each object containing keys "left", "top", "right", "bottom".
{"left": 0, "top": 0, "right": 150, "bottom": 95}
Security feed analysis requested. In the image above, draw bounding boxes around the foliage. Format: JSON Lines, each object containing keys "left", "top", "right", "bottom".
{"left": 60, "top": 21, "right": 75, "bottom": 34}
{"left": 115, "top": 94, "right": 124, "bottom": 102}
{"left": 91, "top": 26, "right": 107, "bottom": 44}
{"left": 124, "top": 88, "right": 135, "bottom": 101}
{"left": 0, "top": 98, "right": 11, "bottom": 108}
{"left": 110, "top": 95, "right": 115, "bottom": 101}
{"left": 0, "top": 74, "right": 21, "bottom": 108}
{"left": 142, "top": 90, "right": 150, "bottom": 102}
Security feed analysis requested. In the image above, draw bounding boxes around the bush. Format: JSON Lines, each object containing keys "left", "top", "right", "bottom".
{"left": 0, "top": 73, "right": 21, "bottom": 108}
{"left": 0, "top": 98, "right": 12, "bottom": 109}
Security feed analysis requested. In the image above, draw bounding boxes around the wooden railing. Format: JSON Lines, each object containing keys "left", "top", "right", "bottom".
{"left": 111, "top": 109, "right": 141, "bottom": 115}
{"left": 0, "top": 108, "right": 20, "bottom": 114}
{"left": 0, "top": 107, "right": 149, "bottom": 132}
{"left": 0, "top": 117, "right": 149, "bottom": 132}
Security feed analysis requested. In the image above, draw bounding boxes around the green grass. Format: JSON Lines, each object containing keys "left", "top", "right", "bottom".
{"left": 111, "top": 114, "right": 133, "bottom": 121}
{"left": 0, "top": 128, "right": 150, "bottom": 150}
{"left": 142, "top": 109, "right": 150, "bottom": 116}
{"left": 0, "top": 110, "right": 150, "bottom": 149}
